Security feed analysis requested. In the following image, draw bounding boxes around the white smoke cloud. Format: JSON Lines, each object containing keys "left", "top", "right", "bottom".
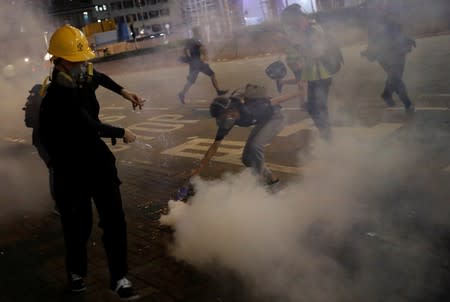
{"left": 0, "top": 0, "right": 54, "bottom": 218}
{"left": 161, "top": 132, "right": 431, "bottom": 301}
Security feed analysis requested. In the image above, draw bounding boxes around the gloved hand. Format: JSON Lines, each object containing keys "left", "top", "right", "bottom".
{"left": 123, "top": 128, "right": 136, "bottom": 143}
{"left": 176, "top": 182, "right": 195, "bottom": 201}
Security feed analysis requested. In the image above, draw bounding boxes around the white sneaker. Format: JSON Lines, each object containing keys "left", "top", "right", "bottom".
{"left": 112, "top": 277, "right": 140, "bottom": 301}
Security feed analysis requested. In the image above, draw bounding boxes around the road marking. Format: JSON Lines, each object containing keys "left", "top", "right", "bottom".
{"left": 103, "top": 106, "right": 125, "bottom": 110}
{"left": 3, "top": 137, "right": 26, "bottom": 144}
{"left": 161, "top": 138, "right": 301, "bottom": 175}
{"left": 141, "top": 107, "right": 169, "bottom": 111}
{"left": 99, "top": 114, "right": 127, "bottom": 123}
{"left": 126, "top": 114, "right": 200, "bottom": 145}
{"left": 278, "top": 118, "right": 315, "bottom": 137}
{"left": 333, "top": 123, "right": 403, "bottom": 140}
{"left": 279, "top": 119, "right": 403, "bottom": 139}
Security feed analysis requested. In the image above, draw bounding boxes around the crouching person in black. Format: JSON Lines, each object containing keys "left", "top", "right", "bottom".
{"left": 189, "top": 85, "right": 302, "bottom": 186}
{"left": 39, "top": 25, "right": 140, "bottom": 300}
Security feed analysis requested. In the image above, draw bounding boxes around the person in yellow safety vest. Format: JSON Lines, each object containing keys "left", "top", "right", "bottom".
{"left": 281, "top": 4, "right": 333, "bottom": 141}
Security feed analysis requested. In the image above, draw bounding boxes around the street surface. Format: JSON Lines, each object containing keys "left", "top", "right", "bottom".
{"left": 0, "top": 34, "right": 450, "bottom": 301}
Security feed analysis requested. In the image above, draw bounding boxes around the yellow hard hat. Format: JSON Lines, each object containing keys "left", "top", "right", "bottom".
{"left": 48, "top": 24, "right": 95, "bottom": 62}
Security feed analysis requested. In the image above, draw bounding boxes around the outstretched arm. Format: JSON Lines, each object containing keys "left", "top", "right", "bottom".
{"left": 94, "top": 69, "right": 145, "bottom": 110}
{"left": 190, "top": 140, "right": 221, "bottom": 178}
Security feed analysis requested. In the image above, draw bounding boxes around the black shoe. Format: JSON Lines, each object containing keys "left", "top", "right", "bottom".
{"left": 69, "top": 273, "right": 86, "bottom": 293}
{"left": 112, "top": 278, "right": 140, "bottom": 301}
{"left": 178, "top": 93, "right": 185, "bottom": 104}
{"left": 275, "top": 79, "right": 283, "bottom": 93}
{"left": 217, "top": 89, "right": 228, "bottom": 96}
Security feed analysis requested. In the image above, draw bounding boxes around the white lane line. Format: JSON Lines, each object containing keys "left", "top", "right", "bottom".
{"left": 161, "top": 138, "right": 301, "bottom": 175}
{"left": 141, "top": 107, "right": 169, "bottom": 110}
{"left": 278, "top": 118, "right": 315, "bottom": 137}
{"left": 103, "top": 106, "right": 125, "bottom": 110}
{"left": 3, "top": 137, "right": 26, "bottom": 144}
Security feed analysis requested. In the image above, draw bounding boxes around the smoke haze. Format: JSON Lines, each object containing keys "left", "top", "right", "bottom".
{"left": 161, "top": 130, "right": 439, "bottom": 301}
{"left": 0, "top": 0, "right": 53, "bottom": 219}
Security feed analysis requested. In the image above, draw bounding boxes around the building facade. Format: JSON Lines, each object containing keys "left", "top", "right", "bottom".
{"left": 48, "top": 0, "right": 95, "bottom": 28}
{"left": 91, "top": 0, "right": 183, "bottom": 36}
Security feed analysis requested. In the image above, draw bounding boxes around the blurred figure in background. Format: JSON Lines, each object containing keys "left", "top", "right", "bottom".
{"left": 361, "top": 0, "right": 416, "bottom": 113}
{"left": 178, "top": 27, "right": 228, "bottom": 104}
{"left": 280, "top": 4, "right": 335, "bottom": 141}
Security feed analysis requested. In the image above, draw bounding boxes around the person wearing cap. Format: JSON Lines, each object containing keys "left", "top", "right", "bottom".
{"left": 361, "top": 0, "right": 415, "bottom": 113}
{"left": 177, "top": 27, "right": 228, "bottom": 104}
{"left": 189, "top": 85, "right": 302, "bottom": 186}
{"left": 280, "top": 4, "right": 333, "bottom": 141}
{"left": 38, "top": 24, "right": 140, "bottom": 300}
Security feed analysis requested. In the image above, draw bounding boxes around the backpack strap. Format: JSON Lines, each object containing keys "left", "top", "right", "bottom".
{"left": 39, "top": 76, "right": 50, "bottom": 96}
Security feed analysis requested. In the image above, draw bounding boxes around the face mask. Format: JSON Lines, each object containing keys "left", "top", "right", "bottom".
{"left": 67, "top": 63, "right": 87, "bottom": 83}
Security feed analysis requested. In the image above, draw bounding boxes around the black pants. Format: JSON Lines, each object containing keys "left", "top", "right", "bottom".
{"left": 378, "top": 54, "right": 412, "bottom": 108}
{"left": 306, "top": 78, "right": 332, "bottom": 140}
{"left": 53, "top": 170, "right": 127, "bottom": 288}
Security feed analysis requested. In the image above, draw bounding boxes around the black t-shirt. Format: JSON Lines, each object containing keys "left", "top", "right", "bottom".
{"left": 214, "top": 98, "right": 275, "bottom": 141}
{"left": 185, "top": 38, "right": 202, "bottom": 59}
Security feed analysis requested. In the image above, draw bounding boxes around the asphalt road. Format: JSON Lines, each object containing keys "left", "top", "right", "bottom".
{"left": 86, "top": 34, "right": 450, "bottom": 180}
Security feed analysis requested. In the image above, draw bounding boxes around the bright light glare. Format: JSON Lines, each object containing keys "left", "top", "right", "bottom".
{"left": 24, "top": 57, "right": 30, "bottom": 63}
{"left": 44, "top": 53, "right": 52, "bottom": 61}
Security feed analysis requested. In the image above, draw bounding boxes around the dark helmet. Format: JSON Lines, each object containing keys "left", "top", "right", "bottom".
{"left": 265, "top": 60, "right": 287, "bottom": 80}
{"left": 210, "top": 97, "right": 231, "bottom": 118}
{"left": 281, "top": 4, "right": 305, "bottom": 24}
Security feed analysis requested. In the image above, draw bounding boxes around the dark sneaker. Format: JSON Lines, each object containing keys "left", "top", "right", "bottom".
{"left": 112, "top": 278, "right": 140, "bottom": 301}
{"left": 217, "top": 89, "right": 228, "bottom": 96}
{"left": 69, "top": 273, "right": 86, "bottom": 293}
{"left": 178, "top": 93, "right": 185, "bottom": 104}
{"left": 275, "top": 79, "right": 283, "bottom": 93}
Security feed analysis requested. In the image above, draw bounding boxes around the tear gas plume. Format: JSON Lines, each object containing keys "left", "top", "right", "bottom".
{"left": 0, "top": 1, "right": 54, "bottom": 219}
{"left": 161, "top": 132, "right": 441, "bottom": 301}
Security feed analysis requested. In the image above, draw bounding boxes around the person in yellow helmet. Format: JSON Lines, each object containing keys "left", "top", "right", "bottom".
{"left": 38, "top": 24, "right": 140, "bottom": 300}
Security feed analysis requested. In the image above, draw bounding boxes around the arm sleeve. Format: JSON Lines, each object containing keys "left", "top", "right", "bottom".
{"left": 93, "top": 69, "right": 123, "bottom": 94}
{"left": 65, "top": 86, "right": 125, "bottom": 138}
{"left": 79, "top": 108, "right": 125, "bottom": 138}
{"left": 214, "top": 126, "right": 231, "bottom": 141}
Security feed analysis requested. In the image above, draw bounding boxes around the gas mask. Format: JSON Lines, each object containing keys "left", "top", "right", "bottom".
{"left": 62, "top": 62, "right": 93, "bottom": 85}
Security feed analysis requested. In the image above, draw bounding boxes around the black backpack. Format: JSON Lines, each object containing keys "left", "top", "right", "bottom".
{"left": 24, "top": 83, "right": 46, "bottom": 129}
{"left": 319, "top": 32, "right": 344, "bottom": 75}
{"left": 23, "top": 79, "right": 51, "bottom": 165}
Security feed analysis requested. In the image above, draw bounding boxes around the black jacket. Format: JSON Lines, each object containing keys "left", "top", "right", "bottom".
{"left": 38, "top": 69, "right": 125, "bottom": 179}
